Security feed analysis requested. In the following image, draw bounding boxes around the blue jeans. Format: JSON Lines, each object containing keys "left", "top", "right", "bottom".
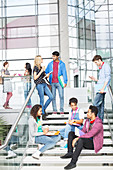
{"left": 5, "top": 136, "right": 19, "bottom": 152}
{"left": 35, "top": 135, "right": 61, "bottom": 153}
{"left": 36, "top": 83, "right": 53, "bottom": 115}
{"left": 51, "top": 83, "right": 64, "bottom": 112}
{"left": 93, "top": 93, "right": 105, "bottom": 122}
{"left": 24, "top": 82, "right": 31, "bottom": 106}
{"left": 60, "top": 123, "right": 83, "bottom": 140}
{"left": 60, "top": 124, "right": 75, "bottom": 140}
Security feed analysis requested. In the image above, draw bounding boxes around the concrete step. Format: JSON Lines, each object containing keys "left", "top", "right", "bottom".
{"left": 47, "top": 125, "right": 113, "bottom": 131}
{"left": 42, "top": 119, "right": 113, "bottom": 125}
{"left": 104, "top": 131, "right": 111, "bottom": 137}
{"left": 21, "top": 166, "right": 113, "bottom": 170}
{"left": 0, "top": 156, "right": 21, "bottom": 164}
{"left": 0, "top": 166, "right": 18, "bottom": 170}
{"left": 46, "top": 114, "right": 113, "bottom": 120}
{"left": 25, "top": 146, "right": 113, "bottom": 155}
{"left": 1, "top": 145, "right": 113, "bottom": 156}
{"left": 0, "top": 109, "right": 21, "bottom": 113}
{"left": 23, "top": 155, "right": 113, "bottom": 165}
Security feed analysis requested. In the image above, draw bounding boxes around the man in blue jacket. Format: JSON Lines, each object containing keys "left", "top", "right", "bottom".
{"left": 45, "top": 51, "right": 68, "bottom": 115}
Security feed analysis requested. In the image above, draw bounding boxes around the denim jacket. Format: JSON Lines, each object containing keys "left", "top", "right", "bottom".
{"left": 45, "top": 60, "right": 68, "bottom": 85}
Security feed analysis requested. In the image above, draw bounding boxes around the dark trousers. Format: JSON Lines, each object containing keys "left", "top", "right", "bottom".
{"left": 68, "top": 132, "right": 94, "bottom": 164}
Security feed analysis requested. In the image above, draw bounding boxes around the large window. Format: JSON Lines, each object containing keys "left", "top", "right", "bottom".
{"left": 95, "top": 0, "right": 113, "bottom": 87}
{"left": 68, "top": 0, "right": 96, "bottom": 91}
{"left": 0, "top": 0, "right": 59, "bottom": 72}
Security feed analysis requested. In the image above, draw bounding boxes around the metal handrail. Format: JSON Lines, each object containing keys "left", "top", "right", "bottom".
{"left": 105, "top": 109, "right": 113, "bottom": 145}
{"left": 108, "top": 85, "right": 113, "bottom": 105}
{"left": 0, "top": 83, "right": 36, "bottom": 150}
{"left": 106, "top": 85, "right": 113, "bottom": 145}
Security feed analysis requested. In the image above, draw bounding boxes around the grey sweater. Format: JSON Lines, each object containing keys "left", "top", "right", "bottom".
{"left": 28, "top": 116, "right": 44, "bottom": 144}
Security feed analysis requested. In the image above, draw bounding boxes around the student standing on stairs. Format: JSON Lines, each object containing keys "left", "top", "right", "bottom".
{"left": 89, "top": 55, "right": 111, "bottom": 122}
{"left": 45, "top": 51, "right": 68, "bottom": 115}
{"left": 1, "top": 61, "right": 13, "bottom": 109}
{"left": 24, "top": 62, "right": 32, "bottom": 109}
{"left": 28, "top": 104, "right": 61, "bottom": 159}
{"left": 33, "top": 55, "right": 53, "bottom": 120}
{"left": 59, "top": 97, "right": 84, "bottom": 148}
{"left": 61, "top": 105, "right": 103, "bottom": 170}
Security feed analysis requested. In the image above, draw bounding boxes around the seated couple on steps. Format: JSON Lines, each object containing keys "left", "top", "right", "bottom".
{"left": 61, "top": 105, "right": 103, "bottom": 169}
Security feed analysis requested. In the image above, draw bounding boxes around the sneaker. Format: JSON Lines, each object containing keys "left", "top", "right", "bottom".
{"left": 61, "top": 143, "right": 68, "bottom": 149}
{"left": 60, "top": 140, "right": 67, "bottom": 148}
{"left": 60, "top": 153, "right": 73, "bottom": 159}
{"left": 58, "top": 140, "right": 65, "bottom": 146}
{"left": 60, "top": 112, "right": 64, "bottom": 115}
{"left": 60, "top": 112, "right": 64, "bottom": 117}
{"left": 32, "top": 150, "right": 41, "bottom": 159}
{"left": 26, "top": 105, "right": 32, "bottom": 108}
{"left": 42, "top": 114, "right": 48, "bottom": 120}
{"left": 44, "top": 109, "right": 48, "bottom": 116}
{"left": 53, "top": 112, "right": 57, "bottom": 114}
{"left": 64, "top": 162, "right": 76, "bottom": 169}
{"left": 10, "top": 144, "right": 17, "bottom": 150}
{"left": 6, "top": 150, "right": 17, "bottom": 159}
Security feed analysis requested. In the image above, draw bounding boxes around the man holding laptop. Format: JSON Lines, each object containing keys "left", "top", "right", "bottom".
{"left": 89, "top": 55, "right": 111, "bottom": 122}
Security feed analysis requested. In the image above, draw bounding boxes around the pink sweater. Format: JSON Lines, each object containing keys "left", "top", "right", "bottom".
{"left": 80, "top": 117, "right": 103, "bottom": 153}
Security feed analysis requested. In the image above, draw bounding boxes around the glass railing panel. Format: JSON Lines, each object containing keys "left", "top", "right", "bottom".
{"left": 0, "top": 76, "right": 37, "bottom": 109}
{"left": 105, "top": 86, "right": 113, "bottom": 144}
{"left": 83, "top": 80, "right": 95, "bottom": 103}
{"left": 0, "top": 76, "right": 38, "bottom": 170}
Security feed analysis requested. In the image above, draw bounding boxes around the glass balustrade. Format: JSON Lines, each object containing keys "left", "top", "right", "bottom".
{"left": 0, "top": 76, "right": 39, "bottom": 109}
{"left": 0, "top": 75, "right": 38, "bottom": 170}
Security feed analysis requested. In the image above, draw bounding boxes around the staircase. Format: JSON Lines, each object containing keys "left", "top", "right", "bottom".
{"left": 0, "top": 109, "right": 113, "bottom": 170}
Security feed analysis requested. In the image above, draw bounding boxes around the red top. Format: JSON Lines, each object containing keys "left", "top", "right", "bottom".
{"left": 90, "top": 119, "right": 95, "bottom": 124}
{"left": 99, "top": 62, "right": 104, "bottom": 69}
{"left": 52, "top": 61, "right": 59, "bottom": 83}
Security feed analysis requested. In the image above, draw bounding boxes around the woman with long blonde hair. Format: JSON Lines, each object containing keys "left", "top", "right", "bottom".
{"left": 33, "top": 55, "right": 53, "bottom": 120}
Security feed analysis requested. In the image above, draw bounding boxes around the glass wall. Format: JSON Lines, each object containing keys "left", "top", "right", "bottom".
{"left": 68, "top": 0, "right": 96, "bottom": 100}
{"left": 0, "top": 0, "right": 59, "bottom": 74}
{"left": 68, "top": 0, "right": 113, "bottom": 96}
{"left": 95, "top": 0, "right": 113, "bottom": 87}
{"left": 0, "top": 0, "right": 113, "bottom": 90}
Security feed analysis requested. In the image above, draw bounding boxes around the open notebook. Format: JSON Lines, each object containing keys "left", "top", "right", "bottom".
{"left": 46, "top": 131, "right": 60, "bottom": 136}
{"left": 75, "top": 127, "right": 85, "bottom": 137}
{"left": 64, "top": 122, "right": 81, "bottom": 127}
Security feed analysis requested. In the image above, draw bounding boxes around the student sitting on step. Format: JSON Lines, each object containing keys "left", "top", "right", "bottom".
{"left": 28, "top": 104, "right": 61, "bottom": 159}
{"left": 59, "top": 97, "right": 84, "bottom": 148}
{"left": 61, "top": 105, "right": 103, "bottom": 170}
